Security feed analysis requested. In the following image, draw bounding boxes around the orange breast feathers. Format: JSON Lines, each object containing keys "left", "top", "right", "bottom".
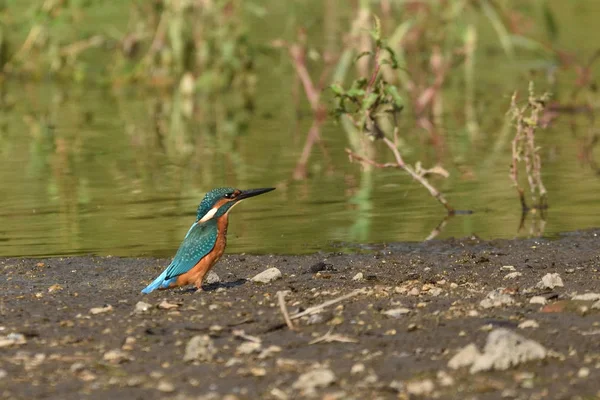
{"left": 174, "top": 213, "right": 230, "bottom": 289}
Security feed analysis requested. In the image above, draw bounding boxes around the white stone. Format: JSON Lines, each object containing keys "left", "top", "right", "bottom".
{"left": 592, "top": 300, "right": 600, "bottom": 310}
{"left": 292, "top": 368, "right": 335, "bottom": 394}
{"left": 529, "top": 296, "right": 547, "bottom": 305}
{"left": 436, "top": 370, "right": 455, "bottom": 387}
{"left": 351, "top": 363, "right": 365, "bottom": 375}
{"left": 0, "top": 333, "right": 26, "bottom": 348}
{"left": 470, "top": 329, "right": 546, "bottom": 373}
{"left": 572, "top": 293, "right": 600, "bottom": 301}
{"left": 134, "top": 301, "right": 152, "bottom": 314}
{"left": 577, "top": 367, "right": 590, "bottom": 378}
{"left": 204, "top": 271, "right": 221, "bottom": 285}
{"left": 503, "top": 272, "right": 522, "bottom": 279}
{"left": 352, "top": 272, "right": 364, "bottom": 281}
{"left": 518, "top": 320, "right": 539, "bottom": 329}
{"left": 183, "top": 335, "right": 216, "bottom": 362}
{"left": 251, "top": 267, "right": 282, "bottom": 284}
{"left": 103, "top": 349, "right": 132, "bottom": 364}
{"left": 448, "top": 344, "right": 481, "bottom": 370}
{"left": 90, "top": 305, "right": 113, "bottom": 315}
{"left": 382, "top": 308, "right": 411, "bottom": 318}
{"left": 236, "top": 341, "right": 261, "bottom": 355}
{"left": 480, "top": 288, "right": 514, "bottom": 309}
{"left": 406, "top": 378, "right": 435, "bottom": 396}
{"left": 536, "top": 273, "right": 564, "bottom": 289}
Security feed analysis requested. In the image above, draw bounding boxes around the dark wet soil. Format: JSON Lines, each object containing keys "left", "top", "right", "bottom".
{"left": 2, "top": 230, "right": 600, "bottom": 399}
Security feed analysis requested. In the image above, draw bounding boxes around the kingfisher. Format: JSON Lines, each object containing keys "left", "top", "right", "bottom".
{"left": 141, "top": 187, "right": 275, "bottom": 294}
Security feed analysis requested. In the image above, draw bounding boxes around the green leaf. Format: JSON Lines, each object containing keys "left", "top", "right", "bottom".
{"left": 481, "top": 0, "right": 514, "bottom": 59}
{"left": 541, "top": 1, "right": 558, "bottom": 42}
{"left": 361, "top": 92, "right": 379, "bottom": 112}
{"left": 330, "top": 83, "right": 346, "bottom": 97}
{"left": 385, "top": 85, "right": 404, "bottom": 108}
{"left": 383, "top": 46, "right": 399, "bottom": 69}
{"left": 355, "top": 51, "right": 372, "bottom": 62}
{"left": 346, "top": 88, "right": 366, "bottom": 98}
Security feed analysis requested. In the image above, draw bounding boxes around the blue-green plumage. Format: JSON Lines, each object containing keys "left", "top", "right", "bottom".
{"left": 141, "top": 219, "right": 218, "bottom": 293}
{"left": 142, "top": 186, "right": 275, "bottom": 294}
{"left": 196, "top": 187, "right": 235, "bottom": 221}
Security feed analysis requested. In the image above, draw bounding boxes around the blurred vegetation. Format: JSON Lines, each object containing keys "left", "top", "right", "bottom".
{"left": 1, "top": 0, "right": 600, "bottom": 255}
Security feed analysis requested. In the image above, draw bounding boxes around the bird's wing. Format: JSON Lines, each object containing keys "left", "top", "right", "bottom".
{"left": 164, "top": 219, "right": 218, "bottom": 280}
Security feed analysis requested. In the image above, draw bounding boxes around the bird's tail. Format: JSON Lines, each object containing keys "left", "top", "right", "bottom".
{"left": 141, "top": 269, "right": 169, "bottom": 294}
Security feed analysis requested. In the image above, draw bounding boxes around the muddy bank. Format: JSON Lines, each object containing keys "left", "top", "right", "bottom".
{"left": 1, "top": 230, "right": 600, "bottom": 399}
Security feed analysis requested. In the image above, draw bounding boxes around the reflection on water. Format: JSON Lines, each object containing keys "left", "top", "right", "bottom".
{"left": 1, "top": 77, "right": 599, "bottom": 258}
{"left": 1, "top": 2, "right": 600, "bottom": 257}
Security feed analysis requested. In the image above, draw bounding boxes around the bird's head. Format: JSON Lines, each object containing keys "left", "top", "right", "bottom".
{"left": 196, "top": 187, "right": 275, "bottom": 222}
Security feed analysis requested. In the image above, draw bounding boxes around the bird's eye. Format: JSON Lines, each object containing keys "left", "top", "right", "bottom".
{"left": 224, "top": 193, "right": 234, "bottom": 199}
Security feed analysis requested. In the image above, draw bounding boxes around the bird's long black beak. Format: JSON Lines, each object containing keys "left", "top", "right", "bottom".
{"left": 237, "top": 187, "right": 275, "bottom": 201}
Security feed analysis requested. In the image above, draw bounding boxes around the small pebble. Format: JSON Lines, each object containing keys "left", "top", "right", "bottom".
{"left": 529, "top": 296, "right": 547, "bottom": 305}
{"left": 536, "top": 273, "right": 563, "bottom": 289}
{"left": 504, "top": 272, "right": 522, "bottom": 279}
{"left": 183, "top": 335, "right": 216, "bottom": 362}
{"left": 157, "top": 380, "right": 175, "bottom": 393}
{"left": 134, "top": 301, "right": 152, "bottom": 314}
{"left": 577, "top": 367, "right": 590, "bottom": 378}
{"left": 351, "top": 363, "right": 365, "bottom": 375}
{"left": 251, "top": 268, "right": 282, "bottom": 284}
{"left": 205, "top": 271, "right": 221, "bottom": 285}
{"left": 90, "top": 305, "right": 113, "bottom": 315}
{"left": 518, "top": 320, "right": 539, "bottom": 329}
{"left": 406, "top": 378, "right": 435, "bottom": 396}
{"left": 352, "top": 272, "right": 364, "bottom": 281}
{"left": 382, "top": 308, "right": 411, "bottom": 318}
{"left": 292, "top": 368, "right": 335, "bottom": 394}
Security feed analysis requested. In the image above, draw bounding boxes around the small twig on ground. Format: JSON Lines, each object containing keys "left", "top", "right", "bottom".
{"left": 309, "top": 328, "right": 358, "bottom": 345}
{"left": 290, "top": 288, "right": 365, "bottom": 320}
{"left": 232, "top": 329, "right": 261, "bottom": 344}
{"left": 277, "top": 291, "right": 296, "bottom": 331}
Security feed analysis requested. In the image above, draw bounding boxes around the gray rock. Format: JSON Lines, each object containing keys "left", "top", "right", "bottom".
{"left": 406, "top": 378, "right": 435, "bottom": 396}
{"left": 480, "top": 288, "right": 514, "bottom": 309}
{"left": 0, "top": 333, "right": 26, "bottom": 348}
{"left": 236, "top": 341, "right": 261, "bottom": 355}
{"left": 382, "top": 308, "right": 411, "bottom": 318}
{"left": 292, "top": 368, "right": 335, "bottom": 395}
{"left": 204, "top": 271, "right": 221, "bottom": 285}
{"left": 529, "top": 296, "right": 547, "bottom": 305}
{"left": 470, "top": 328, "right": 546, "bottom": 373}
{"left": 448, "top": 344, "right": 481, "bottom": 370}
{"left": 183, "top": 335, "right": 216, "bottom": 362}
{"left": 536, "top": 273, "right": 564, "bottom": 289}
{"left": 572, "top": 293, "right": 600, "bottom": 301}
{"left": 103, "top": 349, "right": 132, "bottom": 364}
{"left": 251, "top": 267, "right": 282, "bottom": 284}
{"left": 449, "top": 329, "right": 546, "bottom": 373}
{"left": 352, "top": 272, "right": 364, "bottom": 281}
{"left": 134, "top": 301, "right": 152, "bottom": 314}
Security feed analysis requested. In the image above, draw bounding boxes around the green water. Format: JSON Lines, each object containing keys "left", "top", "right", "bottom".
{"left": 1, "top": 1, "right": 599, "bottom": 257}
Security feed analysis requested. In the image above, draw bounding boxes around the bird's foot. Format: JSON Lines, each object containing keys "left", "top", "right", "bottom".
{"left": 194, "top": 287, "right": 203, "bottom": 294}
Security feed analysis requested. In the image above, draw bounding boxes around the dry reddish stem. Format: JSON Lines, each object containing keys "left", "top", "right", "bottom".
{"left": 509, "top": 85, "right": 549, "bottom": 210}
{"left": 345, "top": 137, "right": 454, "bottom": 213}
{"left": 287, "top": 42, "right": 336, "bottom": 180}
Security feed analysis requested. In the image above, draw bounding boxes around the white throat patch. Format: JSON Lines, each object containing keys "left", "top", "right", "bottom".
{"left": 199, "top": 206, "right": 219, "bottom": 222}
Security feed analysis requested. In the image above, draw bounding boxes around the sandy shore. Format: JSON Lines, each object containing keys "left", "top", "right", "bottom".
{"left": 2, "top": 229, "right": 600, "bottom": 399}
